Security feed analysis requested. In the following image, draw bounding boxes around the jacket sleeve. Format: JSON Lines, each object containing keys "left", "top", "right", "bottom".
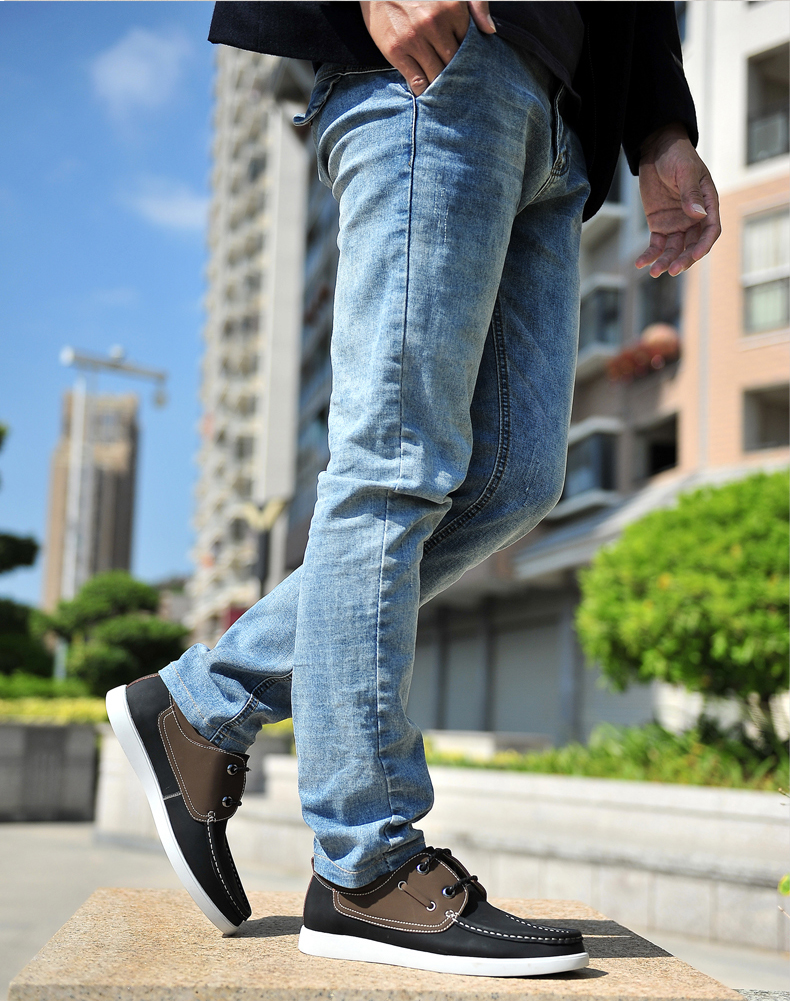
{"left": 621, "top": 3, "right": 698, "bottom": 175}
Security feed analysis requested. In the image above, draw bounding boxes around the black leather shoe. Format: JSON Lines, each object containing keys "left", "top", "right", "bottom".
{"left": 299, "top": 846, "right": 588, "bottom": 976}
{"left": 106, "top": 674, "right": 252, "bottom": 934}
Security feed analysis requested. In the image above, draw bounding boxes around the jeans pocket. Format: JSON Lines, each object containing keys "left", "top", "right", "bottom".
{"left": 548, "top": 84, "right": 571, "bottom": 178}
{"left": 293, "top": 64, "right": 386, "bottom": 129}
{"left": 396, "top": 17, "right": 479, "bottom": 99}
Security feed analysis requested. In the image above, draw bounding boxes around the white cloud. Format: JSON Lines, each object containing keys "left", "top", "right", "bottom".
{"left": 91, "top": 28, "right": 190, "bottom": 120}
{"left": 127, "top": 178, "right": 208, "bottom": 233}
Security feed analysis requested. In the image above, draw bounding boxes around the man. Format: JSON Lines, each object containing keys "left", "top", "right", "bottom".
{"left": 107, "top": 1, "right": 720, "bottom": 978}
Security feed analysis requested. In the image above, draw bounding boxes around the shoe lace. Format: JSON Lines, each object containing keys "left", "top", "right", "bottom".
{"left": 416, "top": 847, "right": 479, "bottom": 899}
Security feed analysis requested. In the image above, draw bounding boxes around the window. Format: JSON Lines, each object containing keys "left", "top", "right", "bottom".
{"left": 635, "top": 415, "right": 678, "bottom": 479}
{"left": 234, "top": 436, "right": 255, "bottom": 461}
{"left": 562, "top": 434, "right": 617, "bottom": 501}
{"left": 743, "top": 210, "right": 790, "bottom": 333}
{"left": 638, "top": 271, "right": 681, "bottom": 333}
{"left": 579, "top": 288, "right": 622, "bottom": 351}
{"left": 747, "top": 45, "right": 789, "bottom": 165}
{"left": 743, "top": 385, "right": 790, "bottom": 451}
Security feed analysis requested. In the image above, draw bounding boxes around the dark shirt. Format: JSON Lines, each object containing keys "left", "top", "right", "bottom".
{"left": 207, "top": 2, "right": 698, "bottom": 221}
{"left": 489, "top": 3, "right": 584, "bottom": 93}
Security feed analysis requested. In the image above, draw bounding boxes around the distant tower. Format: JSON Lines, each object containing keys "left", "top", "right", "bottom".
{"left": 42, "top": 391, "right": 138, "bottom": 611}
{"left": 187, "top": 48, "right": 309, "bottom": 646}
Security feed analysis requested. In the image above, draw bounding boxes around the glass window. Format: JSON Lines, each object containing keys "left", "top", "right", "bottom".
{"left": 563, "top": 434, "right": 617, "bottom": 501}
{"left": 638, "top": 271, "right": 681, "bottom": 333}
{"left": 747, "top": 45, "right": 790, "bottom": 165}
{"left": 743, "top": 210, "right": 790, "bottom": 333}
{"left": 743, "top": 385, "right": 790, "bottom": 451}
{"left": 579, "top": 288, "right": 622, "bottom": 351}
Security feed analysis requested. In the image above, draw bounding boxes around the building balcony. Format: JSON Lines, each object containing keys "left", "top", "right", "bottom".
{"left": 580, "top": 202, "right": 628, "bottom": 249}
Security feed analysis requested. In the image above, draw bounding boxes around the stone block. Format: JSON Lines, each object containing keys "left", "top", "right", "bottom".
{"left": 0, "top": 724, "right": 96, "bottom": 822}
{"left": 653, "top": 874, "right": 712, "bottom": 939}
{"left": 543, "top": 858, "right": 596, "bottom": 905}
{"left": 597, "top": 866, "right": 653, "bottom": 930}
{"left": 713, "top": 882, "right": 785, "bottom": 951}
{"left": 9, "top": 889, "right": 743, "bottom": 1001}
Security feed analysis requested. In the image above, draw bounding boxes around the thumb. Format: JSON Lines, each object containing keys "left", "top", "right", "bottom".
{"left": 678, "top": 168, "right": 707, "bottom": 219}
{"left": 469, "top": 1, "right": 496, "bottom": 34}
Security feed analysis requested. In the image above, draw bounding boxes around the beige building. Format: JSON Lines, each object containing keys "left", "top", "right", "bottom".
{"left": 406, "top": 0, "right": 790, "bottom": 744}
{"left": 187, "top": 49, "right": 311, "bottom": 646}
{"left": 42, "top": 391, "right": 138, "bottom": 611}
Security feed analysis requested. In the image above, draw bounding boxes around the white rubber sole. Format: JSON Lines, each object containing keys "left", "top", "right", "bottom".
{"left": 105, "top": 684, "right": 241, "bottom": 936}
{"left": 298, "top": 926, "right": 589, "bottom": 977}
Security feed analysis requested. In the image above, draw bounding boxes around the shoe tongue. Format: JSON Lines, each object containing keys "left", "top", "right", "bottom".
{"left": 428, "top": 848, "right": 488, "bottom": 901}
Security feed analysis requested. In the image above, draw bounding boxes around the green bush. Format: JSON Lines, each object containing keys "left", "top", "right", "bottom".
{"left": 576, "top": 472, "right": 789, "bottom": 751}
{"left": 0, "top": 696, "right": 107, "bottom": 724}
{"left": 44, "top": 571, "right": 189, "bottom": 697}
{"left": 424, "top": 722, "right": 788, "bottom": 791}
{"left": 0, "top": 599, "right": 53, "bottom": 676}
{"left": 69, "top": 614, "right": 188, "bottom": 696}
{"left": 0, "top": 671, "right": 89, "bottom": 699}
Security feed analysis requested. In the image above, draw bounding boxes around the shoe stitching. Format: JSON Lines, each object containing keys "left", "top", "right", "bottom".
{"left": 159, "top": 706, "right": 207, "bottom": 821}
{"left": 333, "top": 892, "right": 457, "bottom": 933}
{"left": 159, "top": 701, "right": 245, "bottom": 822}
{"left": 326, "top": 858, "right": 456, "bottom": 897}
{"left": 455, "top": 917, "right": 579, "bottom": 943}
{"left": 501, "top": 912, "right": 571, "bottom": 935}
{"left": 206, "top": 815, "right": 243, "bottom": 919}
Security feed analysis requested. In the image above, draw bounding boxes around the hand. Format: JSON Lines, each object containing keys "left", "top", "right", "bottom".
{"left": 359, "top": 1, "right": 496, "bottom": 96}
{"left": 636, "top": 124, "right": 721, "bottom": 277}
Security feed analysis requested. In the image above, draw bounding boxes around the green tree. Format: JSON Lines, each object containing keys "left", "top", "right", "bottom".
{"left": 576, "top": 472, "right": 789, "bottom": 751}
{"left": 47, "top": 570, "right": 189, "bottom": 696}
{"left": 0, "top": 423, "right": 52, "bottom": 676}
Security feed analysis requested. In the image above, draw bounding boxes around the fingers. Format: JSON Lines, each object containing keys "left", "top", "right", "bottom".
{"left": 395, "top": 43, "right": 447, "bottom": 94}
{"left": 468, "top": 1, "right": 496, "bottom": 33}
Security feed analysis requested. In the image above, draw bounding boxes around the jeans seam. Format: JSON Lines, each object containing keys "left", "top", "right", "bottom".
{"left": 378, "top": 90, "right": 418, "bottom": 848}
{"left": 210, "top": 673, "right": 292, "bottom": 746}
{"left": 423, "top": 298, "right": 511, "bottom": 554}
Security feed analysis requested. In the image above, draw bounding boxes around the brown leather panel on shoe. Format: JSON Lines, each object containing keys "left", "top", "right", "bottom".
{"left": 332, "top": 852, "right": 469, "bottom": 933}
{"left": 158, "top": 699, "right": 247, "bottom": 822}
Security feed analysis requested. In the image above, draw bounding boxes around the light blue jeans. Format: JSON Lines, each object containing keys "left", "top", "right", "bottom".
{"left": 161, "top": 24, "right": 589, "bottom": 889}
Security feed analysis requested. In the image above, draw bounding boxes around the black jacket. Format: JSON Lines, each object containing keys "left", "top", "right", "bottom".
{"left": 208, "top": 2, "right": 698, "bottom": 220}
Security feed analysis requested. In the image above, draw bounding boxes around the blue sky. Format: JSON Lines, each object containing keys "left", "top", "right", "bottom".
{"left": 0, "top": 1, "right": 216, "bottom": 605}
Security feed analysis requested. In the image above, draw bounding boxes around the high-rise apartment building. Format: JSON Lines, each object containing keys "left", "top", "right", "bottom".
{"left": 406, "top": 0, "right": 790, "bottom": 744}
{"left": 42, "top": 391, "right": 138, "bottom": 610}
{"left": 187, "top": 50, "right": 311, "bottom": 646}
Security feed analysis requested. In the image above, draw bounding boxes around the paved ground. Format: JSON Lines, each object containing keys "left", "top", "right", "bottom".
{"left": 1, "top": 823, "right": 787, "bottom": 998}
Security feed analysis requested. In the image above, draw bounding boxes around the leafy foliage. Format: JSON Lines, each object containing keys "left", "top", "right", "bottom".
{"left": 576, "top": 473, "right": 789, "bottom": 740}
{"left": 43, "top": 570, "right": 189, "bottom": 697}
{"left": 425, "top": 722, "right": 788, "bottom": 791}
{"left": 47, "top": 570, "right": 160, "bottom": 637}
{"left": 0, "top": 534, "right": 38, "bottom": 574}
{"left": 69, "top": 614, "right": 188, "bottom": 695}
{"left": 0, "top": 697, "right": 107, "bottom": 725}
{"left": 0, "top": 671, "right": 89, "bottom": 698}
{"left": 0, "top": 599, "right": 53, "bottom": 676}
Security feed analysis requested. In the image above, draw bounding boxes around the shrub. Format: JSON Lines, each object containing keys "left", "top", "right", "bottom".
{"left": 424, "top": 722, "right": 788, "bottom": 791}
{"left": 576, "top": 472, "right": 789, "bottom": 752}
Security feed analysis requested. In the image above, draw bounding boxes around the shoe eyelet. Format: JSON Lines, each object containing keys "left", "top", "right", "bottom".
{"left": 397, "top": 880, "right": 407, "bottom": 891}
{"left": 221, "top": 796, "right": 234, "bottom": 808}
{"left": 416, "top": 860, "right": 430, "bottom": 874}
{"left": 426, "top": 901, "right": 436, "bottom": 912}
{"left": 226, "top": 764, "right": 239, "bottom": 775}
{"left": 442, "top": 886, "right": 456, "bottom": 898}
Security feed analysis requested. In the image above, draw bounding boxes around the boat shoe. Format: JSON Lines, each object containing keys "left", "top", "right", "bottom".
{"left": 299, "top": 846, "right": 589, "bottom": 977}
{"left": 106, "top": 674, "right": 251, "bottom": 934}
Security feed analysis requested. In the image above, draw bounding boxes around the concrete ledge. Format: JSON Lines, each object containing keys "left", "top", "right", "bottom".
{"left": 10, "top": 889, "right": 743, "bottom": 1001}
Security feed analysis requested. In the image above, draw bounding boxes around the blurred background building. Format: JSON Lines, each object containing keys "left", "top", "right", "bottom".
{"left": 189, "top": 0, "right": 789, "bottom": 742}
{"left": 186, "top": 50, "right": 310, "bottom": 646}
{"left": 42, "top": 391, "right": 138, "bottom": 611}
